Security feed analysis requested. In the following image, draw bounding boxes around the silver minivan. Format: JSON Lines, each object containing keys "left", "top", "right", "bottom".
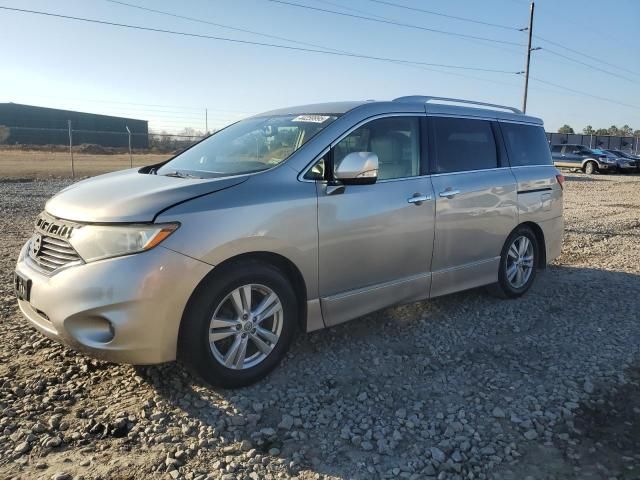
{"left": 15, "top": 96, "right": 564, "bottom": 387}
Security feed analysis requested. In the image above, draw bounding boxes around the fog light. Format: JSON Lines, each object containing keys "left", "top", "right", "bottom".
{"left": 65, "top": 316, "right": 115, "bottom": 344}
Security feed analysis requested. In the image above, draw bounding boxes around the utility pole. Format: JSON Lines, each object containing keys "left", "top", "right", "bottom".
{"left": 522, "top": 1, "right": 535, "bottom": 114}
{"left": 68, "top": 120, "right": 75, "bottom": 179}
{"left": 125, "top": 125, "right": 132, "bottom": 168}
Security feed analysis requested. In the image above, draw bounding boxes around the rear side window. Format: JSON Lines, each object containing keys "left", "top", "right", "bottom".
{"left": 501, "top": 123, "right": 552, "bottom": 166}
{"left": 432, "top": 117, "right": 498, "bottom": 173}
{"left": 551, "top": 145, "right": 563, "bottom": 153}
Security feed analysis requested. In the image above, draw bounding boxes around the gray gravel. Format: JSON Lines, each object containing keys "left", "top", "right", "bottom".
{"left": 0, "top": 173, "right": 639, "bottom": 479}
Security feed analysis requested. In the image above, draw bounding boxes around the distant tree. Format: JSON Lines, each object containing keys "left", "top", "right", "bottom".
{"left": 595, "top": 128, "right": 610, "bottom": 135}
{"left": 619, "top": 124, "right": 633, "bottom": 136}
{"left": 558, "top": 124, "right": 575, "bottom": 134}
{"left": 582, "top": 125, "right": 595, "bottom": 135}
{"left": 148, "top": 129, "right": 176, "bottom": 152}
{"left": 607, "top": 125, "right": 620, "bottom": 136}
{"left": 178, "top": 127, "right": 204, "bottom": 138}
{"left": 634, "top": 130, "right": 640, "bottom": 137}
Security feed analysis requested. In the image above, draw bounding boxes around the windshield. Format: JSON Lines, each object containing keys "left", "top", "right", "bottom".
{"left": 156, "top": 114, "right": 339, "bottom": 178}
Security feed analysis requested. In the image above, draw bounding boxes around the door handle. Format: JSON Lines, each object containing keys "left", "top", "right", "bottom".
{"left": 439, "top": 189, "right": 460, "bottom": 198}
{"left": 407, "top": 193, "right": 431, "bottom": 205}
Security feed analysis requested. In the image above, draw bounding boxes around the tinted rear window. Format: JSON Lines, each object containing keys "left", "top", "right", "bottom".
{"left": 432, "top": 117, "right": 498, "bottom": 173}
{"left": 501, "top": 123, "right": 552, "bottom": 166}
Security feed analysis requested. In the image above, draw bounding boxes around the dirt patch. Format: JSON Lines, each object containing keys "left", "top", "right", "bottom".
{"left": 566, "top": 365, "right": 640, "bottom": 478}
{"left": 0, "top": 150, "right": 171, "bottom": 178}
{"left": 496, "top": 363, "right": 640, "bottom": 480}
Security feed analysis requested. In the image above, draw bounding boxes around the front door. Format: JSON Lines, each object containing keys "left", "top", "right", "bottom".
{"left": 428, "top": 116, "right": 518, "bottom": 297}
{"left": 556, "top": 145, "right": 582, "bottom": 168}
{"left": 316, "top": 116, "right": 436, "bottom": 326}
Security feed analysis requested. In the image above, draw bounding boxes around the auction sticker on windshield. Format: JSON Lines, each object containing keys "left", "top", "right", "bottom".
{"left": 292, "top": 115, "right": 331, "bottom": 123}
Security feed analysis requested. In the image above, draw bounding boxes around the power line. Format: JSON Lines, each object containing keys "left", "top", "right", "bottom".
{"left": 313, "top": 0, "right": 392, "bottom": 21}
{"left": 10, "top": 100, "right": 242, "bottom": 122}
{"left": 526, "top": 75, "right": 640, "bottom": 112}
{"left": 285, "top": 0, "right": 524, "bottom": 58}
{"left": 9, "top": 94, "right": 253, "bottom": 114}
{"left": 364, "top": 0, "right": 520, "bottom": 31}
{"left": 66, "top": 105, "right": 243, "bottom": 119}
{"left": 7, "top": 3, "right": 635, "bottom": 118}
{"left": 534, "top": 35, "right": 640, "bottom": 78}
{"left": 265, "top": 0, "right": 526, "bottom": 47}
{"left": 0, "top": 6, "right": 517, "bottom": 74}
{"left": 106, "top": 0, "right": 347, "bottom": 55}
{"left": 541, "top": 47, "right": 640, "bottom": 85}
{"left": 105, "top": 0, "right": 531, "bottom": 90}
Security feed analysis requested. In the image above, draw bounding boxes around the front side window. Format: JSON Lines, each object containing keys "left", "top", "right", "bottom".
{"left": 432, "top": 117, "right": 498, "bottom": 173}
{"left": 157, "top": 114, "right": 339, "bottom": 178}
{"left": 333, "top": 117, "right": 421, "bottom": 181}
{"left": 501, "top": 123, "right": 552, "bottom": 166}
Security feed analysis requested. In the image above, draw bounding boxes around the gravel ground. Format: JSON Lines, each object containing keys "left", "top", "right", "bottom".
{"left": 0, "top": 173, "right": 639, "bottom": 480}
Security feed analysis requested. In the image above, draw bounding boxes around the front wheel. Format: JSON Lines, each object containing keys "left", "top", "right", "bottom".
{"left": 583, "top": 161, "right": 596, "bottom": 175}
{"left": 487, "top": 226, "right": 539, "bottom": 299}
{"left": 178, "top": 261, "right": 298, "bottom": 388}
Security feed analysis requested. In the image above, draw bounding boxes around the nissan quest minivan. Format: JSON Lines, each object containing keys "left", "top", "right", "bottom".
{"left": 15, "top": 96, "right": 564, "bottom": 387}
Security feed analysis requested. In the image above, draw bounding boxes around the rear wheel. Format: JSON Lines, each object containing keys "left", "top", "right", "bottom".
{"left": 487, "top": 226, "right": 539, "bottom": 299}
{"left": 583, "top": 161, "right": 596, "bottom": 175}
{"left": 178, "top": 261, "right": 297, "bottom": 388}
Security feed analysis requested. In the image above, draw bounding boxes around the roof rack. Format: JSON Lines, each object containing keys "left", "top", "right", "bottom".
{"left": 393, "top": 96, "right": 523, "bottom": 114}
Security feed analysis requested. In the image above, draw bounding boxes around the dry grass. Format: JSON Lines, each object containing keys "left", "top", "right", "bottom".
{"left": 0, "top": 150, "right": 171, "bottom": 178}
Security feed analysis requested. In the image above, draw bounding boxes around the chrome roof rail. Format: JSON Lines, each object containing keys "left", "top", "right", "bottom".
{"left": 393, "top": 96, "right": 523, "bottom": 114}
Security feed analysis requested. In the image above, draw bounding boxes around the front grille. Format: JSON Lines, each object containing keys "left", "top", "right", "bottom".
{"left": 28, "top": 213, "right": 83, "bottom": 273}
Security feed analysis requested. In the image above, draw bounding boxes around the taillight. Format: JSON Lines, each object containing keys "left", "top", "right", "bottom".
{"left": 556, "top": 174, "right": 565, "bottom": 189}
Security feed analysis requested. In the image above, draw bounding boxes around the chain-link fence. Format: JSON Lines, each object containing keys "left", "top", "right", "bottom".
{"left": 546, "top": 132, "right": 640, "bottom": 153}
{"left": 0, "top": 126, "right": 206, "bottom": 178}
{"left": 2, "top": 125, "right": 639, "bottom": 179}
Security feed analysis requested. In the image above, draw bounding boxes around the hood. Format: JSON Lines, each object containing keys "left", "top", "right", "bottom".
{"left": 45, "top": 169, "right": 249, "bottom": 223}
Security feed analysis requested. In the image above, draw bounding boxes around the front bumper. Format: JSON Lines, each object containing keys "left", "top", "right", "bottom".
{"left": 15, "top": 242, "right": 212, "bottom": 364}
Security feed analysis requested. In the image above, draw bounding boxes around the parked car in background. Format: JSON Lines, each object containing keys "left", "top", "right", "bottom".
{"left": 551, "top": 144, "right": 617, "bottom": 174}
{"left": 603, "top": 149, "right": 639, "bottom": 173}
{"left": 15, "top": 96, "right": 564, "bottom": 388}
{"left": 591, "top": 148, "right": 627, "bottom": 174}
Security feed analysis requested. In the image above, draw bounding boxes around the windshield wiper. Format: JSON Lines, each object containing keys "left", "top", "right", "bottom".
{"left": 162, "top": 170, "right": 199, "bottom": 179}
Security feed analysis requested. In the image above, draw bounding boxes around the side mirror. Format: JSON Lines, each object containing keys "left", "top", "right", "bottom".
{"left": 334, "top": 152, "right": 378, "bottom": 185}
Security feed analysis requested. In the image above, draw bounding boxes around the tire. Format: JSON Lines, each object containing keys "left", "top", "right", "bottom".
{"left": 178, "top": 260, "right": 298, "bottom": 388}
{"left": 487, "top": 226, "right": 539, "bottom": 299}
{"left": 583, "top": 161, "right": 596, "bottom": 175}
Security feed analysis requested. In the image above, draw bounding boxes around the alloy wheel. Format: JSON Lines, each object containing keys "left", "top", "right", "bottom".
{"left": 208, "top": 284, "right": 283, "bottom": 370}
{"left": 506, "top": 235, "right": 535, "bottom": 289}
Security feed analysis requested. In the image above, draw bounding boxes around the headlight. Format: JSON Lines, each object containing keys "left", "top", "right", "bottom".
{"left": 69, "top": 223, "right": 179, "bottom": 262}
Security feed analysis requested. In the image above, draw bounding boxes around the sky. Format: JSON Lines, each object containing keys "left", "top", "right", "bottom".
{"left": 1, "top": 0, "right": 639, "bottom": 133}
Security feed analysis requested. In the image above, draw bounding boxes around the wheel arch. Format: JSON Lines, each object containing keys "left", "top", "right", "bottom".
{"left": 517, "top": 221, "right": 547, "bottom": 269}
{"left": 178, "top": 251, "right": 309, "bottom": 346}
